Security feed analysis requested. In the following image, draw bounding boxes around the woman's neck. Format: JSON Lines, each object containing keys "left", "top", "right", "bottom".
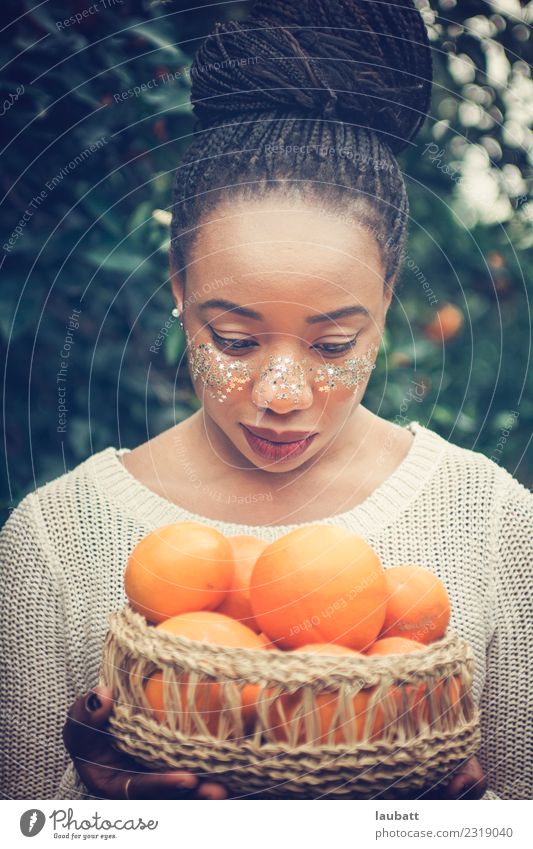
{"left": 192, "top": 404, "right": 409, "bottom": 474}
{"left": 120, "top": 405, "right": 414, "bottom": 525}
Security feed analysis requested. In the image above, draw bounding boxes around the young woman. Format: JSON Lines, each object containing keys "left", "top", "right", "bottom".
{"left": 1, "top": 0, "right": 531, "bottom": 801}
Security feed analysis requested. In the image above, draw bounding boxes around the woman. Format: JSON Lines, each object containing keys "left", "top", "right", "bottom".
{"left": 1, "top": 0, "right": 531, "bottom": 801}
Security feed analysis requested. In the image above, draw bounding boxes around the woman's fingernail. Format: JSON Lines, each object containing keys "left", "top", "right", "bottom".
{"left": 176, "top": 774, "right": 198, "bottom": 789}
{"left": 198, "top": 784, "right": 226, "bottom": 800}
{"left": 85, "top": 691, "right": 102, "bottom": 712}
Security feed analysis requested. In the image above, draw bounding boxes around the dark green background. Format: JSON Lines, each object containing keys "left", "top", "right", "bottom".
{"left": 1, "top": 0, "right": 531, "bottom": 523}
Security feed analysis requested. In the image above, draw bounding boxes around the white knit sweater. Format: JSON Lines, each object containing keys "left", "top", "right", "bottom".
{"left": 1, "top": 422, "right": 531, "bottom": 801}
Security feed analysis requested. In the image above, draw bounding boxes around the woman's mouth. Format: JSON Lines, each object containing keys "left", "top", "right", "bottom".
{"left": 240, "top": 424, "right": 317, "bottom": 462}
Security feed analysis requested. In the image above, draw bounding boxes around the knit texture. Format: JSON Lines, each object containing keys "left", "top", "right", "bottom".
{"left": 0, "top": 422, "right": 531, "bottom": 800}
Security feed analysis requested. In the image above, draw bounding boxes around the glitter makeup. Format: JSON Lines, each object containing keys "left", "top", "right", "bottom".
{"left": 186, "top": 330, "right": 252, "bottom": 402}
{"left": 254, "top": 355, "right": 314, "bottom": 406}
{"left": 311, "top": 343, "right": 378, "bottom": 393}
{"left": 186, "top": 329, "right": 378, "bottom": 404}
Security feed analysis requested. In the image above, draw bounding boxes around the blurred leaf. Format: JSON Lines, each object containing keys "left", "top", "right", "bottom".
{"left": 132, "top": 24, "right": 186, "bottom": 57}
{"left": 164, "top": 323, "right": 186, "bottom": 366}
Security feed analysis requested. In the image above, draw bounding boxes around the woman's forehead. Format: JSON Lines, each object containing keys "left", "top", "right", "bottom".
{"left": 192, "top": 196, "right": 382, "bottom": 254}
{"left": 185, "top": 198, "right": 385, "bottom": 303}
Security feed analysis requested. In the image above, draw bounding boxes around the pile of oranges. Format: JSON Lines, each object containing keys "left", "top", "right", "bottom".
{"left": 124, "top": 522, "right": 453, "bottom": 743}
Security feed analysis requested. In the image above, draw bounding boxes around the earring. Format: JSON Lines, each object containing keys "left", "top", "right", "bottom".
{"left": 171, "top": 306, "right": 184, "bottom": 329}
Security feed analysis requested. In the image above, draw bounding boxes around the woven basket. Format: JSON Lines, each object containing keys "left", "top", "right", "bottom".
{"left": 100, "top": 604, "right": 480, "bottom": 799}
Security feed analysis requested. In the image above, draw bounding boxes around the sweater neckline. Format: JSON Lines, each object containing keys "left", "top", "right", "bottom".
{"left": 90, "top": 421, "right": 445, "bottom": 535}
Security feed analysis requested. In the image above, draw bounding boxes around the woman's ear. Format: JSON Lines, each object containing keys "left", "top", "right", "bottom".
{"left": 170, "top": 259, "right": 185, "bottom": 314}
{"left": 383, "top": 277, "right": 396, "bottom": 313}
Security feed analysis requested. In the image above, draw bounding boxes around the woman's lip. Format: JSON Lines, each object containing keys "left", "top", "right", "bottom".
{"left": 241, "top": 425, "right": 317, "bottom": 462}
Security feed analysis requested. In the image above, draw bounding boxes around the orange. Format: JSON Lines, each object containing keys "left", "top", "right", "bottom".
{"left": 124, "top": 521, "right": 235, "bottom": 623}
{"left": 143, "top": 611, "right": 264, "bottom": 735}
{"left": 365, "top": 636, "right": 426, "bottom": 656}
{"left": 379, "top": 564, "right": 450, "bottom": 644}
{"left": 250, "top": 525, "right": 387, "bottom": 650}
{"left": 365, "top": 636, "right": 427, "bottom": 722}
{"left": 295, "top": 643, "right": 364, "bottom": 656}
{"left": 421, "top": 675, "right": 463, "bottom": 728}
{"left": 258, "top": 632, "right": 281, "bottom": 650}
{"left": 365, "top": 636, "right": 461, "bottom": 732}
{"left": 149, "top": 610, "right": 265, "bottom": 647}
{"left": 217, "top": 535, "right": 268, "bottom": 632}
{"left": 424, "top": 304, "right": 464, "bottom": 343}
{"left": 268, "top": 643, "right": 383, "bottom": 745}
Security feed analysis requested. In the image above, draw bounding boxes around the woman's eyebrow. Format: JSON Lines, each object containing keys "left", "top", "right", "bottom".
{"left": 306, "top": 305, "right": 370, "bottom": 324}
{"left": 199, "top": 299, "right": 262, "bottom": 320}
{"left": 198, "top": 299, "right": 370, "bottom": 323}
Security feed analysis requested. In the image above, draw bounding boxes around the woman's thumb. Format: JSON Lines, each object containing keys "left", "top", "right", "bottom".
{"left": 63, "top": 685, "right": 115, "bottom": 756}
{"left": 82, "top": 685, "right": 115, "bottom": 725}
{"left": 446, "top": 757, "right": 487, "bottom": 799}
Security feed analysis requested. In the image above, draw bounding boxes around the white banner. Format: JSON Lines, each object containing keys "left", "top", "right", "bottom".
{"left": 3, "top": 799, "right": 532, "bottom": 848}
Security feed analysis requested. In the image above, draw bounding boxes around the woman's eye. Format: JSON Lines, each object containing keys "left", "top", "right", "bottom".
{"left": 209, "top": 329, "right": 257, "bottom": 351}
{"left": 209, "top": 327, "right": 360, "bottom": 356}
{"left": 313, "top": 336, "right": 360, "bottom": 355}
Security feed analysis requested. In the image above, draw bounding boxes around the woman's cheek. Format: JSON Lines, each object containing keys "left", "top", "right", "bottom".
{"left": 185, "top": 331, "right": 253, "bottom": 403}
{"left": 309, "top": 343, "right": 378, "bottom": 395}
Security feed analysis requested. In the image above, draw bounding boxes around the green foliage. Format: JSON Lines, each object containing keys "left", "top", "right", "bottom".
{"left": 1, "top": 0, "right": 531, "bottom": 521}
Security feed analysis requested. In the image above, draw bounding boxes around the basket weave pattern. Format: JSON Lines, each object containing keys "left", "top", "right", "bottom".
{"left": 100, "top": 604, "right": 481, "bottom": 798}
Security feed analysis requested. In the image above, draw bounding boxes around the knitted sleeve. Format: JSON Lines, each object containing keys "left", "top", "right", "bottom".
{"left": 0, "top": 493, "right": 71, "bottom": 799}
{"left": 477, "top": 473, "right": 533, "bottom": 800}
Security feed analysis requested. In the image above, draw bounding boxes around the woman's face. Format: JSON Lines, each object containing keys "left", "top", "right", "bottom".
{"left": 172, "top": 196, "right": 393, "bottom": 474}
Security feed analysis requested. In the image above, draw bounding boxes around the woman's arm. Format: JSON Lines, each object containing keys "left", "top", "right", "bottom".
{"left": 0, "top": 493, "right": 72, "bottom": 799}
{"left": 477, "top": 472, "right": 533, "bottom": 799}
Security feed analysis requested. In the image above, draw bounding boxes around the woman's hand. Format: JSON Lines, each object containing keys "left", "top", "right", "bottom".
{"left": 414, "top": 756, "right": 488, "bottom": 800}
{"left": 63, "top": 685, "right": 228, "bottom": 800}
{"left": 366, "top": 756, "right": 488, "bottom": 801}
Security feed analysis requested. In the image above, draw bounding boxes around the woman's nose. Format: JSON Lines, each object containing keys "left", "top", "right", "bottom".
{"left": 251, "top": 354, "right": 314, "bottom": 413}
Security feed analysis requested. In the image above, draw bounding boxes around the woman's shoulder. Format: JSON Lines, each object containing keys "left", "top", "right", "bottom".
{"left": 0, "top": 445, "right": 154, "bottom": 603}
{"left": 1, "top": 446, "right": 126, "bottom": 547}
{"left": 413, "top": 422, "right": 531, "bottom": 514}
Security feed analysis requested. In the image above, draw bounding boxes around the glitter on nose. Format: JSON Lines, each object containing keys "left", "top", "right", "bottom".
{"left": 255, "top": 355, "right": 313, "bottom": 404}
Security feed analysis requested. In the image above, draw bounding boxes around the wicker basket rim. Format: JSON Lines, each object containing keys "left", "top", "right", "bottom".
{"left": 107, "top": 604, "right": 471, "bottom": 681}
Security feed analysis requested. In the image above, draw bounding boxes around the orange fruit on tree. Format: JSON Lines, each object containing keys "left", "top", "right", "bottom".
{"left": 217, "top": 535, "right": 268, "bottom": 632}
{"left": 124, "top": 521, "right": 235, "bottom": 623}
{"left": 267, "top": 644, "right": 384, "bottom": 745}
{"left": 379, "top": 564, "right": 450, "bottom": 645}
{"left": 250, "top": 525, "right": 387, "bottom": 650}
{"left": 143, "top": 611, "right": 264, "bottom": 735}
{"left": 424, "top": 304, "right": 464, "bottom": 343}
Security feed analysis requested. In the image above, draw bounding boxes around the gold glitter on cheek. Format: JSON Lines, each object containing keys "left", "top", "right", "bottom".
{"left": 312, "top": 343, "right": 378, "bottom": 393}
{"left": 185, "top": 330, "right": 252, "bottom": 403}
{"left": 255, "top": 355, "right": 314, "bottom": 405}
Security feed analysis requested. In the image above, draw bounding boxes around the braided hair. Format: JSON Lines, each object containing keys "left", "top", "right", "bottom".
{"left": 170, "top": 0, "right": 432, "bottom": 286}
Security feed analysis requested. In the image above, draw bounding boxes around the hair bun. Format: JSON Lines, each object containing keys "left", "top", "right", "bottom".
{"left": 190, "top": 0, "right": 432, "bottom": 153}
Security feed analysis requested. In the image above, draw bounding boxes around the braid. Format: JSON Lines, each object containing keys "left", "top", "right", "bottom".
{"left": 171, "top": 0, "right": 432, "bottom": 285}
